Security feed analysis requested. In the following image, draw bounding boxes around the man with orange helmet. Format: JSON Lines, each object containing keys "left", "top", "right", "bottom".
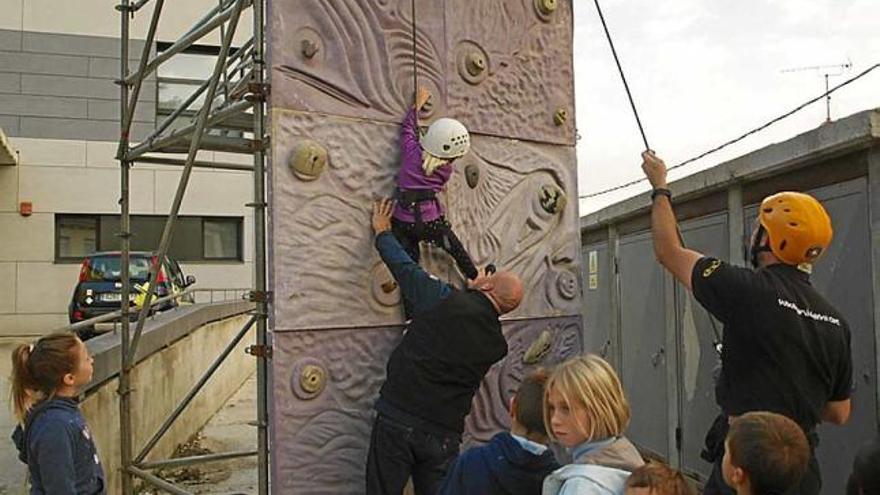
{"left": 641, "top": 151, "right": 852, "bottom": 495}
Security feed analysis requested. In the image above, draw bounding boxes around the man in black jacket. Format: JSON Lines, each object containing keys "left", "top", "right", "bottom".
{"left": 641, "top": 151, "right": 852, "bottom": 495}
{"left": 366, "top": 199, "right": 524, "bottom": 495}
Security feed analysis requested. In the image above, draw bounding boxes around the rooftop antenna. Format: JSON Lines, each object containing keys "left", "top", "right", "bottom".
{"left": 782, "top": 60, "right": 852, "bottom": 123}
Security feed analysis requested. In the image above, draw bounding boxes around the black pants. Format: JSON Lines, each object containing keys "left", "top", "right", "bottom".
{"left": 365, "top": 414, "right": 459, "bottom": 495}
{"left": 391, "top": 217, "right": 478, "bottom": 281}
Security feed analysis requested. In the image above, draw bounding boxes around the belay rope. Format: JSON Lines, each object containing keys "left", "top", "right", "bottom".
{"left": 592, "top": 0, "right": 724, "bottom": 354}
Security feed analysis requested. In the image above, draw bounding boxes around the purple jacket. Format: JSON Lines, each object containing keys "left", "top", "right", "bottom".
{"left": 393, "top": 108, "right": 453, "bottom": 224}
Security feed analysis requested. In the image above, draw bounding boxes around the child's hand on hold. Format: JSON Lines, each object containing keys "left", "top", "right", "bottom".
{"left": 415, "top": 87, "right": 432, "bottom": 111}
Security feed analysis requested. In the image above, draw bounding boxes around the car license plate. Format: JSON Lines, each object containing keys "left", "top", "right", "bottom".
{"left": 100, "top": 293, "right": 136, "bottom": 302}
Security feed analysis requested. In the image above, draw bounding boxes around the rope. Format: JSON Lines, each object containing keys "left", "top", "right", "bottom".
{"left": 580, "top": 63, "right": 880, "bottom": 200}
{"left": 593, "top": 0, "right": 650, "bottom": 151}
{"left": 411, "top": 0, "right": 418, "bottom": 109}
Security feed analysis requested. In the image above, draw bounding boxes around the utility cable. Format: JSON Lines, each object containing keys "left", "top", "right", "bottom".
{"left": 580, "top": 63, "right": 880, "bottom": 200}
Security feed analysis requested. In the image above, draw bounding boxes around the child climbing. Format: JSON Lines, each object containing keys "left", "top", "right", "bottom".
{"left": 10, "top": 332, "right": 105, "bottom": 494}
{"left": 392, "top": 87, "right": 479, "bottom": 292}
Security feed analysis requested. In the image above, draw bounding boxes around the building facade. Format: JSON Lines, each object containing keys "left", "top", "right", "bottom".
{"left": 0, "top": 1, "right": 256, "bottom": 339}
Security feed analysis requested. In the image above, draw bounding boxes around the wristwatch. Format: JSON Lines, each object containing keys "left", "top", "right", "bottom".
{"left": 651, "top": 188, "right": 672, "bottom": 201}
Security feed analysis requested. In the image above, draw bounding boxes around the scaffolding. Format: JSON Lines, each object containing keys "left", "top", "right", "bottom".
{"left": 115, "top": 0, "right": 269, "bottom": 493}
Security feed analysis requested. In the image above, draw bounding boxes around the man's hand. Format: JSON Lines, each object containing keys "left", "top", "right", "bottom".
{"left": 372, "top": 199, "right": 394, "bottom": 235}
{"left": 415, "top": 87, "right": 432, "bottom": 111}
{"left": 641, "top": 150, "right": 668, "bottom": 189}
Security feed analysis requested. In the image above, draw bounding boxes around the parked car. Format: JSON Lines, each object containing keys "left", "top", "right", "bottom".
{"left": 68, "top": 251, "right": 196, "bottom": 339}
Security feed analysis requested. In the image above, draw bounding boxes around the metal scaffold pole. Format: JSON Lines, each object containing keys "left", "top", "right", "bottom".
{"left": 252, "top": 0, "right": 271, "bottom": 492}
{"left": 117, "top": 1, "right": 133, "bottom": 491}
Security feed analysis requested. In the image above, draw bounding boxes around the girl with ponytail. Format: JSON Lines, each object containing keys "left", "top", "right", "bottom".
{"left": 10, "top": 332, "right": 105, "bottom": 494}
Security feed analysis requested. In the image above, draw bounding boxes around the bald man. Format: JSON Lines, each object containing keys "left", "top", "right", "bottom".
{"left": 366, "top": 199, "right": 524, "bottom": 495}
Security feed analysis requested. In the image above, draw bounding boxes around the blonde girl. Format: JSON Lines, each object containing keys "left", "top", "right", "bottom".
{"left": 543, "top": 354, "right": 644, "bottom": 495}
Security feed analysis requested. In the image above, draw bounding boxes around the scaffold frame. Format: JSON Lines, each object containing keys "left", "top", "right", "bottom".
{"left": 115, "top": 0, "right": 270, "bottom": 492}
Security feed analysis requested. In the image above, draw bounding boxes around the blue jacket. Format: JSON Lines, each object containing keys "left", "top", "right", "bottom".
{"left": 438, "top": 432, "right": 560, "bottom": 495}
{"left": 12, "top": 397, "right": 105, "bottom": 495}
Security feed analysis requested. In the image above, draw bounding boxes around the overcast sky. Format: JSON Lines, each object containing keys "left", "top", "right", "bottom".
{"left": 573, "top": 0, "right": 880, "bottom": 215}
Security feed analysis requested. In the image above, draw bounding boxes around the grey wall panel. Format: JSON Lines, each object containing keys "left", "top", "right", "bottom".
{"left": 581, "top": 241, "right": 613, "bottom": 356}
{"left": 0, "top": 73, "right": 21, "bottom": 94}
{"left": 22, "top": 31, "right": 147, "bottom": 59}
{"left": 445, "top": 0, "right": 575, "bottom": 145}
{"left": 18, "top": 117, "right": 154, "bottom": 142}
{"left": 269, "top": 0, "right": 447, "bottom": 124}
{"left": 804, "top": 179, "right": 875, "bottom": 494}
{"left": 0, "top": 51, "right": 89, "bottom": 77}
{"left": 87, "top": 99, "right": 153, "bottom": 123}
{"left": 677, "top": 213, "right": 729, "bottom": 480}
{"left": 0, "top": 94, "right": 87, "bottom": 119}
{"left": 618, "top": 230, "right": 670, "bottom": 458}
{"left": 21, "top": 74, "right": 156, "bottom": 102}
{"left": 0, "top": 115, "right": 20, "bottom": 135}
{"left": 0, "top": 29, "right": 22, "bottom": 51}
{"left": 270, "top": 109, "right": 580, "bottom": 330}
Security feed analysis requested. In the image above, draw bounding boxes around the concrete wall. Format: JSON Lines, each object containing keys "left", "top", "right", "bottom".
{"left": 0, "top": 10, "right": 257, "bottom": 337}
{"left": 82, "top": 311, "right": 255, "bottom": 495}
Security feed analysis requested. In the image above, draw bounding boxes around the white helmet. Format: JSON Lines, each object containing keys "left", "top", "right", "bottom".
{"left": 421, "top": 118, "right": 470, "bottom": 159}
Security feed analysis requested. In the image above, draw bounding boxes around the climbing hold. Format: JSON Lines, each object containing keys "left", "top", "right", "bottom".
{"left": 288, "top": 139, "right": 328, "bottom": 182}
{"left": 301, "top": 39, "right": 319, "bottom": 59}
{"left": 555, "top": 270, "right": 577, "bottom": 300}
{"left": 371, "top": 263, "right": 400, "bottom": 308}
{"left": 290, "top": 358, "right": 327, "bottom": 400}
{"left": 466, "top": 52, "right": 486, "bottom": 77}
{"left": 296, "top": 27, "right": 323, "bottom": 63}
{"left": 523, "top": 330, "right": 553, "bottom": 364}
{"left": 534, "top": 0, "right": 558, "bottom": 21}
{"left": 456, "top": 42, "right": 490, "bottom": 85}
{"left": 301, "top": 365, "right": 326, "bottom": 394}
{"left": 553, "top": 108, "right": 568, "bottom": 127}
{"left": 539, "top": 184, "right": 566, "bottom": 215}
{"left": 465, "top": 163, "right": 480, "bottom": 189}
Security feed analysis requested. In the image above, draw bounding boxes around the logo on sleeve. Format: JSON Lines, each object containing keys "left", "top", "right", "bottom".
{"left": 702, "top": 260, "right": 722, "bottom": 278}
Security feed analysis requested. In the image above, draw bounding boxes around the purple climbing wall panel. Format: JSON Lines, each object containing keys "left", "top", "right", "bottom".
{"left": 268, "top": 1, "right": 580, "bottom": 492}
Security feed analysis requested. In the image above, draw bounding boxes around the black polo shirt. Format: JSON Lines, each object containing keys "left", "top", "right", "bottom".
{"left": 691, "top": 257, "right": 852, "bottom": 430}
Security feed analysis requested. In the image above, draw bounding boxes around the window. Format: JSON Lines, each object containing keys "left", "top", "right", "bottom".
{"left": 155, "top": 42, "right": 246, "bottom": 137}
{"left": 56, "top": 215, "right": 98, "bottom": 261}
{"left": 55, "top": 214, "right": 244, "bottom": 263}
{"left": 204, "top": 218, "right": 241, "bottom": 260}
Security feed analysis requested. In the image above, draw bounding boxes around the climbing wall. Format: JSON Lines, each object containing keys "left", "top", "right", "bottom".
{"left": 267, "top": 1, "right": 582, "bottom": 491}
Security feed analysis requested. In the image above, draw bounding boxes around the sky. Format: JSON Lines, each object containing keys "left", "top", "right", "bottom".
{"left": 573, "top": 0, "right": 880, "bottom": 215}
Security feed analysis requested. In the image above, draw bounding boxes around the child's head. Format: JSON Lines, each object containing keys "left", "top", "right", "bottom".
{"left": 510, "top": 369, "right": 550, "bottom": 443}
{"left": 543, "top": 354, "right": 630, "bottom": 448}
{"left": 10, "top": 333, "right": 93, "bottom": 421}
{"left": 847, "top": 435, "right": 880, "bottom": 495}
{"left": 722, "top": 412, "right": 809, "bottom": 495}
{"left": 625, "top": 461, "right": 694, "bottom": 495}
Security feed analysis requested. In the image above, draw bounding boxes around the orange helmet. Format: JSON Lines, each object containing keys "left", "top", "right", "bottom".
{"left": 758, "top": 192, "right": 833, "bottom": 265}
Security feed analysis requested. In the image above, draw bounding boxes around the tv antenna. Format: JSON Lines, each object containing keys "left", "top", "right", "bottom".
{"left": 782, "top": 60, "right": 852, "bottom": 123}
